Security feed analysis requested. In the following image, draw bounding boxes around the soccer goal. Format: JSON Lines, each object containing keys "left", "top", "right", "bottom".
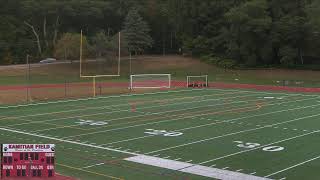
{"left": 187, "top": 75, "right": 209, "bottom": 88}
{"left": 130, "top": 74, "right": 171, "bottom": 89}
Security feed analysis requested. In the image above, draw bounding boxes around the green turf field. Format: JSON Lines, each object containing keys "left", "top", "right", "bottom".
{"left": 1, "top": 88, "right": 320, "bottom": 180}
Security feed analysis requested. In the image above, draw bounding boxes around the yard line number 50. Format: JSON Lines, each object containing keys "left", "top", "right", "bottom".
{"left": 234, "top": 141, "right": 285, "bottom": 152}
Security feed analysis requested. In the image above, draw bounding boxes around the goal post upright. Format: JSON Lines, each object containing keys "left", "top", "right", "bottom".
{"left": 118, "top": 31, "right": 121, "bottom": 76}
{"left": 79, "top": 30, "right": 121, "bottom": 97}
{"left": 80, "top": 29, "right": 83, "bottom": 78}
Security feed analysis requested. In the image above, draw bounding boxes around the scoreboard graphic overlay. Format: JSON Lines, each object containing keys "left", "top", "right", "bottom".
{"left": 1, "top": 144, "right": 55, "bottom": 178}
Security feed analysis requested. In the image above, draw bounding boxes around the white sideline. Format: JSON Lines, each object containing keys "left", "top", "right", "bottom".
{"left": 0, "top": 88, "right": 206, "bottom": 109}
{"left": 125, "top": 155, "right": 271, "bottom": 180}
{"left": 1, "top": 86, "right": 317, "bottom": 110}
{"left": 0, "top": 127, "right": 139, "bottom": 156}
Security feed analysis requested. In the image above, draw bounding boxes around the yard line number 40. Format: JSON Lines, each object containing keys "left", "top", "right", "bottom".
{"left": 234, "top": 141, "right": 285, "bottom": 152}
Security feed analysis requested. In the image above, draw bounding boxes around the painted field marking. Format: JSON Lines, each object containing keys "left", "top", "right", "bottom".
{"left": 63, "top": 93, "right": 314, "bottom": 137}
{"left": 56, "top": 163, "right": 124, "bottom": 180}
{"left": 102, "top": 101, "right": 320, "bottom": 146}
{"left": 28, "top": 98, "right": 249, "bottom": 133}
{"left": 0, "top": 88, "right": 207, "bottom": 109}
{"left": 13, "top": 89, "right": 278, "bottom": 127}
{"left": 125, "top": 155, "right": 270, "bottom": 180}
{"left": 27, "top": 101, "right": 250, "bottom": 132}
{"left": 0, "top": 127, "right": 139, "bottom": 156}
{"left": 2, "top": 85, "right": 316, "bottom": 110}
{"left": 4, "top": 89, "right": 236, "bottom": 122}
{"left": 197, "top": 130, "right": 320, "bottom": 166}
{"left": 64, "top": 102, "right": 265, "bottom": 138}
{"left": 3, "top": 90, "right": 310, "bottom": 134}
{"left": 209, "top": 87, "right": 319, "bottom": 98}
{"left": 0, "top": 89, "right": 215, "bottom": 122}
{"left": 82, "top": 163, "right": 105, "bottom": 169}
{"left": 1, "top": 87, "right": 310, "bottom": 121}
{"left": 265, "top": 155, "right": 320, "bottom": 178}
{"left": 146, "top": 109, "right": 320, "bottom": 155}
{"left": 6, "top": 90, "right": 252, "bottom": 127}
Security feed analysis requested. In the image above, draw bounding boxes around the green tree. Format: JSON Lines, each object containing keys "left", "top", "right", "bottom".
{"left": 54, "top": 33, "right": 88, "bottom": 61}
{"left": 123, "top": 8, "right": 153, "bottom": 54}
{"left": 224, "top": 0, "right": 272, "bottom": 66}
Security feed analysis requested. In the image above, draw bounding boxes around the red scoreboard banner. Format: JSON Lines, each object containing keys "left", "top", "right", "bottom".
{"left": 1, "top": 144, "right": 55, "bottom": 178}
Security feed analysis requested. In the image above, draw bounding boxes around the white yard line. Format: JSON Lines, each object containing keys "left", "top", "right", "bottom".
{"left": 82, "top": 162, "right": 105, "bottom": 169}
{"left": 4, "top": 89, "right": 214, "bottom": 119}
{"left": 98, "top": 100, "right": 319, "bottom": 145}
{"left": 8, "top": 90, "right": 249, "bottom": 127}
{"left": 146, "top": 109, "right": 320, "bottom": 155}
{"left": 67, "top": 95, "right": 320, "bottom": 138}
{"left": 0, "top": 127, "right": 139, "bottom": 156}
{"left": 30, "top": 97, "right": 255, "bottom": 133}
{"left": 2, "top": 86, "right": 316, "bottom": 110}
{"left": 265, "top": 155, "right": 320, "bottom": 178}
{"left": 101, "top": 99, "right": 315, "bottom": 146}
{"left": 199, "top": 129, "right": 320, "bottom": 164}
{"left": 0, "top": 88, "right": 206, "bottom": 109}
{"left": 2, "top": 87, "right": 312, "bottom": 119}
{"left": 209, "top": 87, "right": 319, "bottom": 98}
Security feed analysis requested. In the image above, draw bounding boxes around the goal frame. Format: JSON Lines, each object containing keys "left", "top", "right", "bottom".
{"left": 130, "top": 74, "right": 171, "bottom": 89}
{"left": 187, "top": 75, "right": 209, "bottom": 88}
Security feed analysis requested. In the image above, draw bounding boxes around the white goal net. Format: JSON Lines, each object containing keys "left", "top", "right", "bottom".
{"left": 130, "top": 74, "right": 171, "bottom": 89}
{"left": 187, "top": 75, "right": 208, "bottom": 88}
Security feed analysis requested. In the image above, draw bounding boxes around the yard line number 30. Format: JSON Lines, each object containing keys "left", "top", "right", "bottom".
{"left": 144, "top": 129, "right": 183, "bottom": 137}
{"left": 234, "top": 141, "right": 285, "bottom": 152}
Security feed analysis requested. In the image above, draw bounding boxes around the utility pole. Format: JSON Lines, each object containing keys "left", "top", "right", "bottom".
{"left": 26, "top": 54, "right": 31, "bottom": 103}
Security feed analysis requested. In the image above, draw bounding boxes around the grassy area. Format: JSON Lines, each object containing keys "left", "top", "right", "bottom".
{"left": 1, "top": 88, "right": 320, "bottom": 179}
{"left": 1, "top": 55, "right": 320, "bottom": 87}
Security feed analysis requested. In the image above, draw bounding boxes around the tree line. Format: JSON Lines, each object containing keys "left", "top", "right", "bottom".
{"left": 0, "top": 0, "right": 319, "bottom": 67}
